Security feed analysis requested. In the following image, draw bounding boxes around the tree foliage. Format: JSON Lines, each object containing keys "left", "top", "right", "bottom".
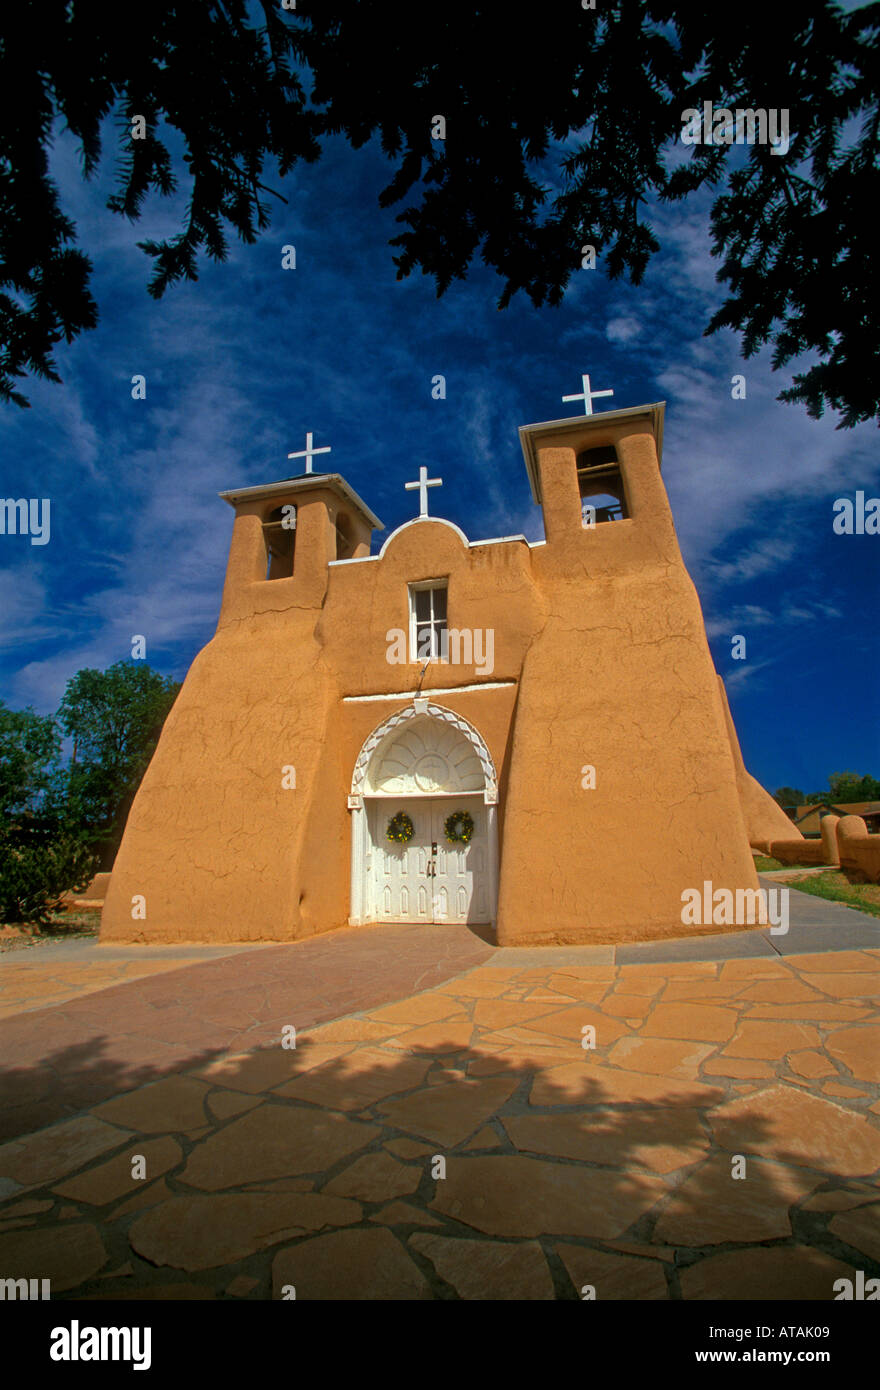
{"left": 0, "top": 827, "right": 96, "bottom": 925}
{"left": 819, "top": 771, "right": 880, "bottom": 804}
{"left": 0, "top": 700, "right": 92, "bottom": 924}
{"left": 0, "top": 700, "right": 60, "bottom": 818}
{"left": 0, "top": 0, "right": 318, "bottom": 407}
{"left": 1, "top": 2, "right": 878, "bottom": 423}
{"left": 0, "top": 663, "right": 179, "bottom": 919}
{"left": 57, "top": 661, "right": 180, "bottom": 861}
{"left": 775, "top": 775, "right": 880, "bottom": 809}
{"left": 772, "top": 786, "right": 805, "bottom": 808}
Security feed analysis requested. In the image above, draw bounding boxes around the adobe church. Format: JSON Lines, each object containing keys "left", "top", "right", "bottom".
{"left": 101, "top": 394, "right": 796, "bottom": 946}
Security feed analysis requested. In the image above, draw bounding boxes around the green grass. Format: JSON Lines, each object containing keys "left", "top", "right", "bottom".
{"left": 0, "top": 907, "right": 101, "bottom": 941}
{"left": 781, "top": 870, "right": 880, "bottom": 919}
{"left": 752, "top": 855, "right": 787, "bottom": 871}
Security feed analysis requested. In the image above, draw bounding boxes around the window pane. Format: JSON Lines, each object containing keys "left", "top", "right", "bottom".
{"left": 432, "top": 586, "right": 447, "bottom": 620}
{"left": 414, "top": 589, "right": 431, "bottom": 622}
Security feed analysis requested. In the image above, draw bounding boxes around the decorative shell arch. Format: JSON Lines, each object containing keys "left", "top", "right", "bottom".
{"left": 349, "top": 701, "right": 497, "bottom": 806}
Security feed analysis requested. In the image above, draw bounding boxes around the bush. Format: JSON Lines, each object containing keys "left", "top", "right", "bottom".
{"left": 0, "top": 828, "right": 98, "bottom": 926}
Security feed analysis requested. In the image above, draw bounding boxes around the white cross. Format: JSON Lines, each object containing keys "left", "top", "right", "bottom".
{"left": 287, "top": 431, "right": 331, "bottom": 474}
{"left": 405, "top": 465, "right": 443, "bottom": 518}
{"left": 562, "top": 373, "right": 615, "bottom": 416}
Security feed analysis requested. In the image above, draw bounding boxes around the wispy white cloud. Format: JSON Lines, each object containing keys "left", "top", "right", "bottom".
{"left": 723, "top": 656, "right": 779, "bottom": 692}
{"left": 705, "top": 597, "right": 843, "bottom": 641}
{"left": 606, "top": 315, "right": 643, "bottom": 345}
{"left": 5, "top": 370, "right": 252, "bottom": 709}
{"left": 0, "top": 561, "right": 68, "bottom": 649}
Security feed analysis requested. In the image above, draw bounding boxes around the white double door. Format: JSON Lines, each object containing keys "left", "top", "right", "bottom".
{"left": 367, "top": 796, "right": 491, "bottom": 924}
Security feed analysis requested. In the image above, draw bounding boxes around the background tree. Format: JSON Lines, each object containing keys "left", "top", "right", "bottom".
{"left": 57, "top": 662, "right": 180, "bottom": 866}
{"left": 772, "top": 786, "right": 805, "bottom": 808}
{"left": 0, "top": 826, "right": 96, "bottom": 927}
{"left": 0, "top": 700, "right": 60, "bottom": 819}
{"left": 802, "top": 771, "right": 880, "bottom": 804}
{"left": 1, "top": 1, "right": 878, "bottom": 424}
{"left": 0, "top": 664, "right": 178, "bottom": 922}
{"left": 827, "top": 771, "right": 880, "bottom": 803}
{"left": 0, "top": 702, "right": 95, "bottom": 925}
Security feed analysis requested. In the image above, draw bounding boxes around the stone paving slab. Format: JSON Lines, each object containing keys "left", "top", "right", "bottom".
{"left": 0, "top": 942, "right": 878, "bottom": 1300}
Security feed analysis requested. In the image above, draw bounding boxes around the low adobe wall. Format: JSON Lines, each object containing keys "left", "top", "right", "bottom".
{"left": 837, "top": 815, "right": 880, "bottom": 883}
{"left": 59, "top": 872, "right": 112, "bottom": 911}
{"left": 768, "top": 841, "right": 827, "bottom": 866}
{"left": 768, "top": 815, "right": 840, "bottom": 868}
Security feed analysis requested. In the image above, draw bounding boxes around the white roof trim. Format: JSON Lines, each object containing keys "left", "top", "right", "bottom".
{"left": 469, "top": 534, "right": 528, "bottom": 548}
{"left": 218, "top": 473, "right": 384, "bottom": 530}
{"left": 378, "top": 516, "right": 469, "bottom": 559}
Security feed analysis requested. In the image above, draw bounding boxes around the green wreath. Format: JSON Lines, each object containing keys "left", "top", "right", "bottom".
{"left": 444, "top": 809, "right": 474, "bottom": 845}
{"left": 386, "top": 810, "right": 414, "bottom": 844}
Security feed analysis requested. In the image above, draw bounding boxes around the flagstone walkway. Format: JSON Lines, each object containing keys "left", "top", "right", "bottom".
{"left": 0, "top": 943, "right": 270, "bottom": 1020}
{"left": 1, "top": 920, "right": 878, "bottom": 1300}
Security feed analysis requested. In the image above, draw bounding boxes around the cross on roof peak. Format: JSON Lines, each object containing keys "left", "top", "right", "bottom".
{"left": 404, "top": 465, "right": 443, "bottom": 518}
{"left": 287, "top": 431, "right": 331, "bottom": 475}
{"left": 562, "top": 373, "right": 615, "bottom": 417}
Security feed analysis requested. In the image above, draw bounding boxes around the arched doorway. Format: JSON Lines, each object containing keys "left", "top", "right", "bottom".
{"left": 348, "top": 701, "right": 498, "bottom": 926}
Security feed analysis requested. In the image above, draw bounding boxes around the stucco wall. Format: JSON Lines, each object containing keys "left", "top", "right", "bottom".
{"left": 102, "top": 617, "right": 335, "bottom": 942}
{"left": 495, "top": 427, "right": 758, "bottom": 944}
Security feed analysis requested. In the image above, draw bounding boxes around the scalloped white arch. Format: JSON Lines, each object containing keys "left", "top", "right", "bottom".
{"left": 349, "top": 701, "right": 497, "bottom": 807}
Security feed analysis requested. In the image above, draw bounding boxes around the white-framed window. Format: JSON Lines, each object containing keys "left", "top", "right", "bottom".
{"left": 409, "top": 580, "right": 448, "bottom": 661}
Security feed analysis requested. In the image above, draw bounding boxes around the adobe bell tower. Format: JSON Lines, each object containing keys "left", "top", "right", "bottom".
{"left": 216, "top": 444, "right": 383, "bottom": 627}
{"left": 496, "top": 395, "right": 763, "bottom": 945}
{"left": 518, "top": 400, "right": 675, "bottom": 574}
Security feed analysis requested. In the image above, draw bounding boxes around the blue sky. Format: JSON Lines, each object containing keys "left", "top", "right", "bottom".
{"left": 1, "top": 92, "right": 878, "bottom": 799}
